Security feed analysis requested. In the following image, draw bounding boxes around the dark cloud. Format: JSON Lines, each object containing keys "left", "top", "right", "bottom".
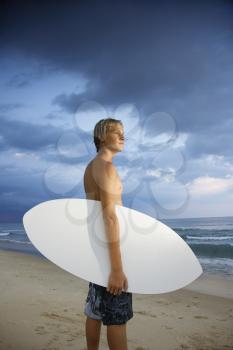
{"left": 52, "top": 93, "right": 83, "bottom": 114}
{"left": 44, "top": 112, "right": 65, "bottom": 120}
{"left": 4, "top": 60, "right": 60, "bottom": 88}
{"left": 0, "top": 116, "right": 63, "bottom": 150}
{"left": 0, "top": 160, "right": 85, "bottom": 222}
{"left": 0, "top": 103, "right": 24, "bottom": 113}
{"left": 2, "top": 0, "right": 228, "bottom": 138}
{"left": 186, "top": 118, "right": 233, "bottom": 160}
{"left": 0, "top": 170, "right": 51, "bottom": 222}
{"left": 6, "top": 73, "right": 30, "bottom": 88}
{"left": 1, "top": 0, "right": 233, "bottom": 109}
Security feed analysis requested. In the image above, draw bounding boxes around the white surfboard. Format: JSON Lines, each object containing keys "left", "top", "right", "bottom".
{"left": 22, "top": 198, "right": 203, "bottom": 294}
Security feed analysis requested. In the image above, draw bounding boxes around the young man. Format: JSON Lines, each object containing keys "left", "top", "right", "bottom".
{"left": 83, "top": 118, "right": 133, "bottom": 350}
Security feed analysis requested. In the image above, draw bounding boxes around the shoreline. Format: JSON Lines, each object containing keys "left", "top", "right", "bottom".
{"left": 1, "top": 246, "right": 232, "bottom": 299}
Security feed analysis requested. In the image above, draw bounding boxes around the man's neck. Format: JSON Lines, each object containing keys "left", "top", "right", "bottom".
{"left": 96, "top": 148, "right": 116, "bottom": 162}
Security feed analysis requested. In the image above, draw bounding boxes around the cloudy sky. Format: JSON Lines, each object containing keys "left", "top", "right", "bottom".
{"left": 1, "top": 0, "right": 233, "bottom": 222}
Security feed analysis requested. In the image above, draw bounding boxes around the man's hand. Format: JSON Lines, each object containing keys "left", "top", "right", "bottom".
{"left": 107, "top": 270, "right": 128, "bottom": 295}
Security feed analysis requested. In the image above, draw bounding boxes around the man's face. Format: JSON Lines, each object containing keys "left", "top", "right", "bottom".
{"left": 103, "top": 123, "right": 125, "bottom": 152}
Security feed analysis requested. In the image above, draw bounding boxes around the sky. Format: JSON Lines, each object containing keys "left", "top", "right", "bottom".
{"left": 0, "top": 0, "right": 233, "bottom": 222}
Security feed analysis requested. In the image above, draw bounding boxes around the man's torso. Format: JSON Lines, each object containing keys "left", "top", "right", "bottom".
{"left": 83, "top": 158, "right": 123, "bottom": 206}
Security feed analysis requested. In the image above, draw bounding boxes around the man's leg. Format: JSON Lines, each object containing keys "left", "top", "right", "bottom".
{"left": 107, "top": 323, "right": 128, "bottom": 350}
{"left": 85, "top": 316, "right": 102, "bottom": 350}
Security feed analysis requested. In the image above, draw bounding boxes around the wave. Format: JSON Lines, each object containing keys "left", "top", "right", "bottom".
{"left": 2, "top": 229, "right": 24, "bottom": 232}
{"left": 0, "top": 230, "right": 25, "bottom": 236}
{"left": 187, "top": 235, "right": 233, "bottom": 241}
{"left": 0, "top": 238, "right": 32, "bottom": 245}
{"left": 190, "top": 243, "right": 233, "bottom": 259}
{"left": 175, "top": 227, "right": 233, "bottom": 232}
{"left": 0, "top": 232, "right": 10, "bottom": 236}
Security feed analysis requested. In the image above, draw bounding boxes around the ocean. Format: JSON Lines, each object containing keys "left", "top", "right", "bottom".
{"left": 0, "top": 216, "right": 232, "bottom": 280}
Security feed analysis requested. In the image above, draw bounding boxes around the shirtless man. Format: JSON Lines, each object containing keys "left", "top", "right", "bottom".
{"left": 83, "top": 118, "right": 133, "bottom": 350}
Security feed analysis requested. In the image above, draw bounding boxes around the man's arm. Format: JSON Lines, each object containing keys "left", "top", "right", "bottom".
{"left": 98, "top": 163, "right": 123, "bottom": 272}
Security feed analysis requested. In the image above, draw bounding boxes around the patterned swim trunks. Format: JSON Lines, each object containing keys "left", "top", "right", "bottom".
{"left": 84, "top": 282, "right": 133, "bottom": 326}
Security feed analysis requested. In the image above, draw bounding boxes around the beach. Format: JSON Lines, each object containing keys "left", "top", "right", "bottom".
{"left": 0, "top": 250, "right": 232, "bottom": 350}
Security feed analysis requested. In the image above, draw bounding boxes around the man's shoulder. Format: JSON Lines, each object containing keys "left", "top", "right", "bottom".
{"left": 92, "top": 160, "right": 117, "bottom": 185}
{"left": 102, "top": 161, "right": 117, "bottom": 176}
{"left": 92, "top": 158, "right": 116, "bottom": 171}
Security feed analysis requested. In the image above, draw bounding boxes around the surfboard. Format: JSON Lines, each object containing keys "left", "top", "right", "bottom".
{"left": 22, "top": 198, "right": 203, "bottom": 294}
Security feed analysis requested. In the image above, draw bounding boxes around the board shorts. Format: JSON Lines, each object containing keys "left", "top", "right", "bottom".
{"left": 84, "top": 282, "right": 133, "bottom": 326}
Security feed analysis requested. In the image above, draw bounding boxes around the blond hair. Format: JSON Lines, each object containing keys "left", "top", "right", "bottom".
{"left": 93, "top": 118, "right": 123, "bottom": 152}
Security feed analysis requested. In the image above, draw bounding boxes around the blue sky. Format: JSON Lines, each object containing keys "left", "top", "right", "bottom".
{"left": 1, "top": 0, "right": 233, "bottom": 222}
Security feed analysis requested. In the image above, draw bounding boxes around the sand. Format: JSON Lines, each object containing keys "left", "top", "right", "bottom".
{"left": 0, "top": 249, "right": 232, "bottom": 350}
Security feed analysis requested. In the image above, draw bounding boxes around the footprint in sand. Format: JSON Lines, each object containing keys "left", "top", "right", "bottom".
{"left": 192, "top": 302, "right": 200, "bottom": 306}
{"left": 216, "top": 318, "right": 228, "bottom": 321}
{"left": 193, "top": 315, "right": 208, "bottom": 319}
{"left": 41, "top": 311, "right": 77, "bottom": 324}
{"left": 135, "top": 310, "right": 148, "bottom": 315}
{"left": 164, "top": 325, "right": 173, "bottom": 330}
{"left": 34, "top": 325, "right": 48, "bottom": 335}
{"left": 180, "top": 344, "right": 191, "bottom": 349}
